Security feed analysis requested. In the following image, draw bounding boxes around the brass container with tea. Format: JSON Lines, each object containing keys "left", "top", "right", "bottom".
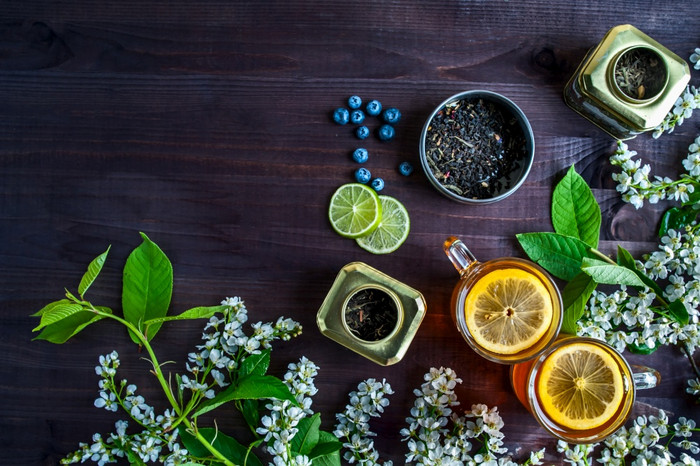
{"left": 564, "top": 24, "right": 690, "bottom": 140}
{"left": 316, "top": 262, "right": 426, "bottom": 366}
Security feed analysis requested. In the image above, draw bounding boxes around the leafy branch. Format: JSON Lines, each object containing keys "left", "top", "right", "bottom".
{"left": 32, "top": 234, "right": 341, "bottom": 466}
{"left": 517, "top": 165, "right": 690, "bottom": 348}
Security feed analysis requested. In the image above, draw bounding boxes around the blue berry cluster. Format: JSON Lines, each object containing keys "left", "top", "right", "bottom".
{"left": 332, "top": 95, "right": 401, "bottom": 142}
{"left": 332, "top": 96, "right": 413, "bottom": 193}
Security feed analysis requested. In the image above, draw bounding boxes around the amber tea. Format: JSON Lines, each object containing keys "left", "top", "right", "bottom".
{"left": 444, "top": 237, "right": 562, "bottom": 364}
{"left": 510, "top": 336, "right": 659, "bottom": 443}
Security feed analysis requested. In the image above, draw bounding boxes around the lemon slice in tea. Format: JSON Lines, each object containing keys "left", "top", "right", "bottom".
{"left": 356, "top": 195, "right": 410, "bottom": 254}
{"left": 538, "top": 341, "right": 624, "bottom": 430}
{"left": 328, "top": 183, "right": 382, "bottom": 239}
{"left": 464, "top": 268, "right": 553, "bottom": 355}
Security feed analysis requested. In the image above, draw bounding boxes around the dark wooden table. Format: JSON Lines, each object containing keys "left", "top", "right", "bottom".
{"left": 2, "top": 2, "right": 699, "bottom": 464}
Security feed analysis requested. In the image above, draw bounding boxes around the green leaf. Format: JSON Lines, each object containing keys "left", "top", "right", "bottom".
{"left": 311, "top": 431, "right": 342, "bottom": 466}
{"left": 238, "top": 349, "right": 271, "bottom": 378}
{"left": 309, "top": 437, "right": 343, "bottom": 460}
{"left": 560, "top": 273, "right": 597, "bottom": 334}
{"left": 552, "top": 165, "right": 602, "bottom": 247}
{"left": 178, "top": 426, "right": 263, "bottom": 466}
{"left": 658, "top": 206, "right": 698, "bottom": 237}
{"left": 516, "top": 232, "right": 594, "bottom": 280}
{"left": 31, "top": 299, "right": 72, "bottom": 317}
{"left": 32, "top": 302, "right": 86, "bottom": 331}
{"left": 581, "top": 258, "right": 646, "bottom": 287}
{"left": 142, "top": 305, "right": 227, "bottom": 327}
{"left": 32, "top": 307, "right": 111, "bottom": 344}
{"left": 615, "top": 246, "right": 689, "bottom": 325}
{"left": 291, "top": 413, "right": 321, "bottom": 456}
{"left": 240, "top": 399, "right": 260, "bottom": 431}
{"left": 78, "top": 246, "right": 111, "bottom": 299}
{"left": 616, "top": 245, "right": 637, "bottom": 269}
{"left": 194, "top": 375, "right": 297, "bottom": 418}
{"left": 668, "top": 299, "right": 690, "bottom": 326}
{"left": 122, "top": 232, "right": 173, "bottom": 343}
{"left": 627, "top": 341, "right": 658, "bottom": 355}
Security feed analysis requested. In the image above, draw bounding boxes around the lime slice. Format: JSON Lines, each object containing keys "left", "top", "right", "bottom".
{"left": 328, "top": 183, "right": 382, "bottom": 239}
{"left": 356, "top": 195, "right": 410, "bottom": 254}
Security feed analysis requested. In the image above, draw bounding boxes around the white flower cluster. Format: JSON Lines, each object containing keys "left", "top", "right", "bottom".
{"left": 576, "top": 224, "right": 700, "bottom": 391}
{"left": 398, "top": 367, "right": 544, "bottom": 465}
{"left": 610, "top": 139, "right": 700, "bottom": 209}
{"left": 653, "top": 85, "right": 700, "bottom": 138}
{"left": 691, "top": 48, "right": 700, "bottom": 70}
{"left": 256, "top": 357, "right": 319, "bottom": 466}
{"left": 334, "top": 378, "right": 394, "bottom": 465}
{"left": 558, "top": 411, "right": 699, "bottom": 465}
{"left": 64, "top": 297, "right": 303, "bottom": 466}
{"left": 180, "top": 297, "right": 302, "bottom": 401}
{"left": 63, "top": 352, "right": 188, "bottom": 465}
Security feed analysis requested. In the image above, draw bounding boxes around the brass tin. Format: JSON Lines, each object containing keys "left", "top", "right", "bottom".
{"left": 564, "top": 24, "right": 690, "bottom": 140}
{"left": 316, "top": 262, "right": 426, "bottom": 366}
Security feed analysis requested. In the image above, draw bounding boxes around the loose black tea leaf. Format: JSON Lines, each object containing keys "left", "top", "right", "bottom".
{"left": 344, "top": 288, "right": 398, "bottom": 341}
{"left": 614, "top": 48, "right": 666, "bottom": 100}
{"left": 425, "top": 98, "right": 528, "bottom": 199}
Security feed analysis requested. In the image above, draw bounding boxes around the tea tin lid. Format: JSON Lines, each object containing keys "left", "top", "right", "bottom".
{"left": 576, "top": 24, "right": 690, "bottom": 132}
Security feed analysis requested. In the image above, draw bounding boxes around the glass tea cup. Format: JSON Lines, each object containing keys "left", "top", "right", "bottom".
{"left": 444, "top": 236, "right": 562, "bottom": 364}
{"left": 509, "top": 335, "right": 660, "bottom": 444}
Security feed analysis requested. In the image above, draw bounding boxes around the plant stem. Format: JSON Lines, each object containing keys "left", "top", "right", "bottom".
{"left": 184, "top": 419, "right": 237, "bottom": 466}
{"left": 91, "top": 307, "right": 237, "bottom": 466}
{"left": 681, "top": 343, "right": 700, "bottom": 379}
{"left": 589, "top": 247, "right": 617, "bottom": 265}
{"left": 93, "top": 308, "right": 181, "bottom": 416}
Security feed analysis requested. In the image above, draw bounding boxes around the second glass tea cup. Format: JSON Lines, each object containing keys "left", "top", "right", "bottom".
{"left": 444, "top": 236, "right": 563, "bottom": 364}
{"left": 509, "top": 335, "right": 660, "bottom": 444}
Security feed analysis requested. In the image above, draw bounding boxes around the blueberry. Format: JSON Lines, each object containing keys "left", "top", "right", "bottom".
{"left": 355, "top": 167, "right": 371, "bottom": 184}
{"left": 355, "top": 125, "right": 370, "bottom": 140}
{"left": 366, "top": 100, "right": 382, "bottom": 116}
{"left": 352, "top": 148, "right": 369, "bottom": 164}
{"left": 333, "top": 107, "right": 350, "bottom": 125}
{"left": 382, "top": 107, "right": 401, "bottom": 124}
{"left": 377, "top": 124, "right": 395, "bottom": 141}
{"left": 348, "top": 95, "right": 362, "bottom": 109}
{"left": 398, "top": 161, "right": 414, "bottom": 176}
{"left": 371, "top": 178, "right": 385, "bottom": 192}
{"left": 350, "top": 109, "right": 365, "bottom": 124}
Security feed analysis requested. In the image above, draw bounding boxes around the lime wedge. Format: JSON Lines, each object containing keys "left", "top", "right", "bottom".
{"left": 356, "top": 195, "right": 410, "bottom": 254}
{"left": 328, "top": 183, "right": 382, "bottom": 239}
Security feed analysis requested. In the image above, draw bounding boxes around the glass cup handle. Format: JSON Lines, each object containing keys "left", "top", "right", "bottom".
{"left": 443, "top": 236, "right": 478, "bottom": 276}
{"left": 631, "top": 365, "right": 661, "bottom": 390}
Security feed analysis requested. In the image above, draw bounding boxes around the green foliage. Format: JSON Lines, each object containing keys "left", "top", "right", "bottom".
{"left": 178, "top": 427, "right": 263, "bottom": 466}
{"left": 517, "top": 164, "right": 687, "bottom": 338}
{"left": 658, "top": 206, "right": 698, "bottom": 236}
{"left": 122, "top": 232, "right": 173, "bottom": 343}
{"left": 31, "top": 233, "right": 340, "bottom": 466}
{"left": 552, "top": 165, "right": 601, "bottom": 247}
{"left": 559, "top": 273, "right": 596, "bottom": 334}
{"left": 78, "top": 246, "right": 111, "bottom": 299}
{"left": 194, "top": 374, "right": 298, "bottom": 418}
{"left": 516, "top": 232, "right": 595, "bottom": 281}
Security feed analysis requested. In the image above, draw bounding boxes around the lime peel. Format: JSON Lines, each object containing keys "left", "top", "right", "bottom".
{"left": 356, "top": 195, "right": 410, "bottom": 254}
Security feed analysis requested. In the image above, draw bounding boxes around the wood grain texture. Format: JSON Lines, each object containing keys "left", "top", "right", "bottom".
{"left": 1, "top": 1, "right": 699, "bottom": 464}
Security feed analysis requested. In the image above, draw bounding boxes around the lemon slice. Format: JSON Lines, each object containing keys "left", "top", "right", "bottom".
{"left": 356, "top": 195, "right": 410, "bottom": 254}
{"left": 328, "top": 183, "right": 382, "bottom": 239}
{"left": 537, "top": 341, "right": 624, "bottom": 430}
{"left": 464, "top": 268, "right": 553, "bottom": 354}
